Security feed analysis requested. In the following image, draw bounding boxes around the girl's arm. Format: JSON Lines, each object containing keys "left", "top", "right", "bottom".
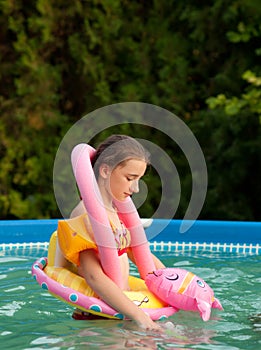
{"left": 78, "top": 249, "right": 161, "bottom": 331}
{"left": 54, "top": 240, "right": 68, "bottom": 267}
{"left": 127, "top": 249, "right": 165, "bottom": 270}
{"left": 151, "top": 252, "right": 166, "bottom": 269}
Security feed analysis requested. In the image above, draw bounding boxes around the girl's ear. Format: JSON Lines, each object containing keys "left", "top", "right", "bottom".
{"left": 99, "top": 164, "right": 111, "bottom": 179}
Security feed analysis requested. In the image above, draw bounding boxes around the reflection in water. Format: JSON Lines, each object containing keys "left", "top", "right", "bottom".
{"left": 53, "top": 317, "right": 217, "bottom": 349}
{"left": 249, "top": 313, "right": 261, "bottom": 332}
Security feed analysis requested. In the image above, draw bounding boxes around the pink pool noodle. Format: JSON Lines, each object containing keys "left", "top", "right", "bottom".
{"left": 71, "top": 144, "right": 124, "bottom": 288}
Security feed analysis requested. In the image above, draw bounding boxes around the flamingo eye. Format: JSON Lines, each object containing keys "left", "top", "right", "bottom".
{"left": 197, "top": 279, "right": 205, "bottom": 288}
{"left": 166, "top": 273, "right": 179, "bottom": 281}
{"left": 152, "top": 270, "right": 163, "bottom": 277}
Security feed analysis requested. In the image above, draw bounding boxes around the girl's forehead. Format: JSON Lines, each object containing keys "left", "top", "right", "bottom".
{"left": 118, "top": 158, "right": 147, "bottom": 173}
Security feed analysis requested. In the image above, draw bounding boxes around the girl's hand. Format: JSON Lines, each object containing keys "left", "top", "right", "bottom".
{"left": 133, "top": 309, "right": 162, "bottom": 331}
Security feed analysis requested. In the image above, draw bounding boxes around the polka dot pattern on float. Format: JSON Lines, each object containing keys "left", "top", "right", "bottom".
{"left": 41, "top": 282, "right": 48, "bottom": 290}
{"left": 31, "top": 257, "right": 177, "bottom": 320}
{"left": 159, "top": 315, "right": 168, "bottom": 321}
{"left": 69, "top": 293, "right": 78, "bottom": 303}
{"left": 90, "top": 305, "right": 102, "bottom": 313}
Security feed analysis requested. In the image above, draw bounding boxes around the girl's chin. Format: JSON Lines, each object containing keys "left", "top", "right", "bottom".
{"left": 113, "top": 194, "right": 129, "bottom": 202}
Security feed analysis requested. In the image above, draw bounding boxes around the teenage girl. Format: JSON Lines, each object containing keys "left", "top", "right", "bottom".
{"left": 55, "top": 135, "right": 165, "bottom": 330}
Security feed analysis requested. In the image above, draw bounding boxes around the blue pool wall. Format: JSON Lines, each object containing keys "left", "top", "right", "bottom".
{"left": 0, "top": 219, "right": 260, "bottom": 245}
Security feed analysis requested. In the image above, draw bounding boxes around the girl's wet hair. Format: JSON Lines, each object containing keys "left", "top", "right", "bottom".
{"left": 92, "top": 135, "right": 150, "bottom": 178}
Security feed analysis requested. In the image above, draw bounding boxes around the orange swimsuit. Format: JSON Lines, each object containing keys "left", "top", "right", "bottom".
{"left": 57, "top": 214, "right": 131, "bottom": 266}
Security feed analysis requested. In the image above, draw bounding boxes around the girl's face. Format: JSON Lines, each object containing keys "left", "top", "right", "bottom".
{"left": 105, "top": 159, "right": 147, "bottom": 202}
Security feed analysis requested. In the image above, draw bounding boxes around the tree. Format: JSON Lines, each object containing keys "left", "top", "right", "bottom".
{"left": 0, "top": 0, "right": 260, "bottom": 220}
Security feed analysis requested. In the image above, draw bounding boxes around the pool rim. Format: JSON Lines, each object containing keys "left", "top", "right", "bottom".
{"left": 0, "top": 218, "right": 260, "bottom": 255}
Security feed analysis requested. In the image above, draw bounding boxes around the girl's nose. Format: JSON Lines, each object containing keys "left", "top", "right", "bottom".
{"left": 130, "top": 180, "right": 139, "bottom": 193}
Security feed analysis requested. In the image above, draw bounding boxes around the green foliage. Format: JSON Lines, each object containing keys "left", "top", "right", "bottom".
{"left": 191, "top": 108, "right": 260, "bottom": 221}
{"left": 0, "top": 0, "right": 260, "bottom": 220}
{"left": 203, "top": 4, "right": 261, "bottom": 220}
{"left": 207, "top": 70, "right": 261, "bottom": 120}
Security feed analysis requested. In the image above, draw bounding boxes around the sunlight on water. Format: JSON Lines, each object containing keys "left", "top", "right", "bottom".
{"left": 0, "top": 247, "right": 260, "bottom": 349}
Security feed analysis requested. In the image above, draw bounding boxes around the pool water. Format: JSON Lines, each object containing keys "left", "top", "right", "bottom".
{"left": 0, "top": 246, "right": 260, "bottom": 349}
